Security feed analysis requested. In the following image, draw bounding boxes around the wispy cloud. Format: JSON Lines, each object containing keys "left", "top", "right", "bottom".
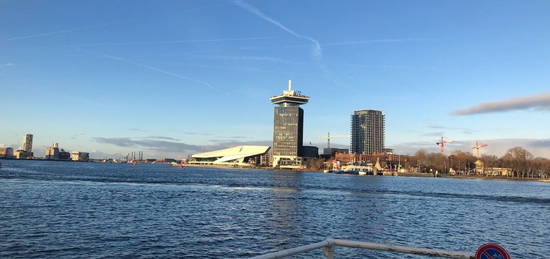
{"left": 192, "top": 55, "right": 302, "bottom": 65}
{"left": 146, "top": 136, "right": 180, "bottom": 141}
{"left": 530, "top": 139, "right": 550, "bottom": 148}
{"left": 233, "top": 0, "right": 322, "bottom": 60}
{"left": 183, "top": 131, "right": 212, "bottom": 136}
{"left": 71, "top": 133, "right": 86, "bottom": 140}
{"left": 0, "top": 63, "right": 15, "bottom": 68}
{"left": 324, "top": 38, "right": 431, "bottom": 47}
{"left": 207, "top": 139, "right": 271, "bottom": 147}
{"left": 3, "top": 23, "right": 112, "bottom": 42}
{"left": 129, "top": 128, "right": 147, "bottom": 133}
{"left": 100, "top": 54, "right": 217, "bottom": 90}
{"left": 70, "top": 37, "right": 273, "bottom": 47}
{"left": 93, "top": 137, "right": 201, "bottom": 152}
{"left": 93, "top": 136, "right": 271, "bottom": 156}
{"left": 208, "top": 136, "right": 250, "bottom": 143}
{"left": 421, "top": 132, "right": 446, "bottom": 137}
{"left": 452, "top": 92, "right": 550, "bottom": 115}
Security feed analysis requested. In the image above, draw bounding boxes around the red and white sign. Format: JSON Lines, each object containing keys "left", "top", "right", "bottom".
{"left": 475, "top": 243, "right": 511, "bottom": 259}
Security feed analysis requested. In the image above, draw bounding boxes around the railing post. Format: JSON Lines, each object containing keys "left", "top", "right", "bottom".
{"left": 322, "top": 244, "right": 334, "bottom": 259}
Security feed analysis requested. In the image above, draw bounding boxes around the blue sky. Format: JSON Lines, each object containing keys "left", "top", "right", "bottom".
{"left": 1, "top": 0, "right": 550, "bottom": 158}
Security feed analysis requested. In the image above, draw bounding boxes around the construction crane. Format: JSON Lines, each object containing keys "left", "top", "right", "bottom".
{"left": 472, "top": 141, "right": 488, "bottom": 158}
{"left": 318, "top": 132, "right": 349, "bottom": 149}
{"left": 436, "top": 136, "right": 453, "bottom": 153}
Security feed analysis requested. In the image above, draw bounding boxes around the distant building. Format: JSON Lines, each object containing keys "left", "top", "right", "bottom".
{"left": 14, "top": 150, "right": 30, "bottom": 159}
{"left": 474, "top": 160, "right": 511, "bottom": 176}
{"left": 270, "top": 80, "right": 310, "bottom": 168}
{"left": 0, "top": 147, "right": 14, "bottom": 158}
{"left": 45, "top": 143, "right": 60, "bottom": 160}
{"left": 335, "top": 152, "right": 407, "bottom": 166}
{"left": 45, "top": 143, "right": 72, "bottom": 160}
{"left": 15, "top": 134, "right": 34, "bottom": 159}
{"left": 301, "top": 146, "right": 319, "bottom": 158}
{"left": 71, "top": 152, "right": 89, "bottom": 162}
{"left": 190, "top": 145, "right": 271, "bottom": 167}
{"left": 323, "top": 148, "right": 349, "bottom": 157}
{"left": 59, "top": 150, "right": 71, "bottom": 160}
{"left": 351, "top": 110, "right": 385, "bottom": 155}
{"left": 156, "top": 158, "right": 177, "bottom": 163}
{"left": 22, "top": 134, "right": 33, "bottom": 153}
{"left": 383, "top": 148, "right": 394, "bottom": 154}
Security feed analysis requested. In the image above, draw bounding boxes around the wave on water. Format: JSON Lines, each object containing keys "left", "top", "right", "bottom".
{"left": 2, "top": 170, "right": 549, "bottom": 205}
{"left": 0, "top": 166, "right": 45, "bottom": 175}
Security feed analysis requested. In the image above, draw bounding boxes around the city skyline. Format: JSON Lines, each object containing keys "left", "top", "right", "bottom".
{"left": 2, "top": 0, "right": 550, "bottom": 158}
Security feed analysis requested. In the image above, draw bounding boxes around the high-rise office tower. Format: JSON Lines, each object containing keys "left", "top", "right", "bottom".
{"left": 22, "top": 134, "right": 33, "bottom": 153}
{"left": 351, "top": 110, "right": 385, "bottom": 154}
{"left": 270, "top": 80, "right": 309, "bottom": 167}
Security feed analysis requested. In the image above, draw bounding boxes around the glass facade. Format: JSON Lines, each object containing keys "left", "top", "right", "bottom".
{"left": 272, "top": 106, "right": 303, "bottom": 157}
{"left": 351, "top": 110, "right": 385, "bottom": 155}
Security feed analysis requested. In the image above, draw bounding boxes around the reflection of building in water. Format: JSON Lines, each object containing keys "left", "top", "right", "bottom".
{"left": 268, "top": 172, "right": 302, "bottom": 243}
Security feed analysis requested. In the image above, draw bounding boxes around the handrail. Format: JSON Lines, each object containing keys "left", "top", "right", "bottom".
{"left": 250, "top": 238, "right": 474, "bottom": 259}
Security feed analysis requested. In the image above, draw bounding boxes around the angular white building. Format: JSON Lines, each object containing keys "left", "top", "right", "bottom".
{"left": 190, "top": 145, "right": 270, "bottom": 167}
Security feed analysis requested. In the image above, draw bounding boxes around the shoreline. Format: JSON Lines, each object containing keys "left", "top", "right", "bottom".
{"left": 4, "top": 159, "right": 548, "bottom": 183}
{"left": 181, "top": 164, "right": 550, "bottom": 183}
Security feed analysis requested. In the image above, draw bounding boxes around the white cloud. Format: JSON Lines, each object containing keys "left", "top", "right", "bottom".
{"left": 324, "top": 38, "right": 431, "bottom": 46}
{"left": 233, "top": 0, "right": 322, "bottom": 60}
{"left": 452, "top": 92, "right": 550, "bottom": 115}
{"left": 69, "top": 37, "right": 273, "bottom": 47}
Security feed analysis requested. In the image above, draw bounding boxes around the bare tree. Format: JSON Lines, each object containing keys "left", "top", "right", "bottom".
{"left": 501, "top": 147, "right": 533, "bottom": 178}
{"left": 411, "top": 146, "right": 549, "bottom": 179}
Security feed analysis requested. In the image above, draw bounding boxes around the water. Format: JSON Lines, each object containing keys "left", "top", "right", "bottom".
{"left": 1, "top": 160, "right": 549, "bottom": 258}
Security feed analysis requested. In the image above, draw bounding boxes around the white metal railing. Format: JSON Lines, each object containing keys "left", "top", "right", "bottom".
{"left": 250, "top": 238, "right": 474, "bottom": 259}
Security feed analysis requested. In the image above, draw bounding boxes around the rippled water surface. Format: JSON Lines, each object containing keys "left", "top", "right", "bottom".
{"left": 1, "top": 160, "right": 549, "bottom": 258}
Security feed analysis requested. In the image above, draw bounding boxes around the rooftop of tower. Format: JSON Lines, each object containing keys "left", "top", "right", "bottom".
{"left": 354, "top": 109, "right": 384, "bottom": 115}
{"left": 270, "top": 80, "right": 310, "bottom": 105}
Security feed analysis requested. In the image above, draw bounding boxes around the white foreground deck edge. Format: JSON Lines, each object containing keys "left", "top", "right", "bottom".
{"left": 250, "top": 238, "right": 474, "bottom": 259}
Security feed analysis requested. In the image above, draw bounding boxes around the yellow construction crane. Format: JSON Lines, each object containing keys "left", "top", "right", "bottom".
{"left": 318, "top": 132, "right": 349, "bottom": 149}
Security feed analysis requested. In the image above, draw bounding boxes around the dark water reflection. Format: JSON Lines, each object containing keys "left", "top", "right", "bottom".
{"left": 0, "top": 160, "right": 549, "bottom": 258}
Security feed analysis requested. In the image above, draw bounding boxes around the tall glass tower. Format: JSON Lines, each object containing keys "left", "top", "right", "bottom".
{"left": 270, "top": 80, "right": 309, "bottom": 167}
{"left": 351, "top": 110, "right": 385, "bottom": 154}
